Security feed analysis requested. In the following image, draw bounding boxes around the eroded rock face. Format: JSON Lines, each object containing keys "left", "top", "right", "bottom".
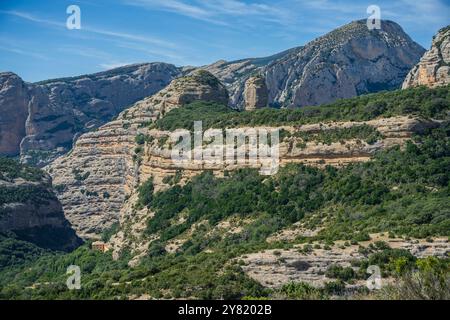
{"left": 240, "top": 235, "right": 449, "bottom": 289}
{"left": 0, "top": 73, "right": 29, "bottom": 156}
{"left": 0, "top": 63, "right": 181, "bottom": 166}
{"left": 48, "top": 70, "right": 229, "bottom": 239}
{"left": 0, "top": 163, "right": 81, "bottom": 251}
{"left": 403, "top": 26, "right": 450, "bottom": 89}
{"left": 244, "top": 76, "right": 269, "bottom": 111}
{"left": 205, "top": 20, "right": 424, "bottom": 109}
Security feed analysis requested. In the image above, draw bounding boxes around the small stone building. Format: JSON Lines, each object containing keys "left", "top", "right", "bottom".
{"left": 92, "top": 241, "right": 109, "bottom": 253}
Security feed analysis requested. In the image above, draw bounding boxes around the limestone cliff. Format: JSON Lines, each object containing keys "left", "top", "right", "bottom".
{"left": 403, "top": 26, "right": 450, "bottom": 89}
{"left": 0, "top": 63, "right": 180, "bottom": 166}
{"left": 48, "top": 71, "right": 440, "bottom": 245}
{"left": 48, "top": 70, "right": 229, "bottom": 239}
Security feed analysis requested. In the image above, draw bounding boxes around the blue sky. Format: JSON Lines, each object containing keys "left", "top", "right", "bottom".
{"left": 0, "top": 0, "right": 449, "bottom": 82}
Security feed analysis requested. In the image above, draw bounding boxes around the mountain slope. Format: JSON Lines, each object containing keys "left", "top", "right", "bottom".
{"left": 48, "top": 70, "right": 229, "bottom": 239}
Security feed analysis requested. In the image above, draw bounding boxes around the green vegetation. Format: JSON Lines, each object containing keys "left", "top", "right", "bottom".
{"left": 0, "top": 233, "right": 47, "bottom": 270}
{"left": 380, "top": 256, "right": 450, "bottom": 300}
{"left": 155, "top": 85, "right": 449, "bottom": 131}
{"left": 0, "top": 186, "right": 57, "bottom": 206}
{"left": 72, "top": 169, "right": 90, "bottom": 182}
{"left": 136, "top": 178, "right": 154, "bottom": 209}
{"left": 192, "top": 70, "right": 221, "bottom": 88}
{"left": 291, "top": 125, "right": 382, "bottom": 146}
{"left": 0, "top": 158, "right": 44, "bottom": 182}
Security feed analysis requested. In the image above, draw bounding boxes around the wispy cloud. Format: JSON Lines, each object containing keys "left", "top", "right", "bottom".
{"left": 123, "top": 0, "right": 294, "bottom": 26}
{"left": 0, "top": 10, "right": 177, "bottom": 49}
{"left": 0, "top": 45, "right": 49, "bottom": 60}
{"left": 99, "top": 62, "right": 134, "bottom": 69}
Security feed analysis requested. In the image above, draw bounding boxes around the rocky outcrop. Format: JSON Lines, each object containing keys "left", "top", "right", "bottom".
{"left": 0, "top": 159, "right": 81, "bottom": 251}
{"left": 240, "top": 235, "right": 449, "bottom": 289}
{"left": 244, "top": 76, "right": 268, "bottom": 110}
{"left": 206, "top": 20, "right": 424, "bottom": 109}
{"left": 0, "top": 63, "right": 181, "bottom": 166}
{"left": 403, "top": 26, "right": 450, "bottom": 89}
{"left": 48, "top": 71, "right": 229, "bottom": 239}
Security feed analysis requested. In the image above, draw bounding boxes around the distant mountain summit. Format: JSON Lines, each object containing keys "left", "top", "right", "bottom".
{"left": 205, "top": 19, "right": 425, "bottom": 108}
{"left": 403, "top": 25, "right": 450, "bottom": 89}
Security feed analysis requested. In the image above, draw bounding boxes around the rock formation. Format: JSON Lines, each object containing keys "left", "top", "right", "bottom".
{"left": 0, "top": 63, "right": 181, "bottom": 166}
{"left": 243, "top": 76, "right": 269, "bottom": 110}
{"left": 240, "top": 235, "right": 449, "bottom": 289}
{"left": 0, "top": 159, "right": 81, "bottom": 251}
{"left": 47, "top": 70, "right": 229, "bottom": 239}
{"left": 403, "top": 26, "right": 450, "bottom": 89}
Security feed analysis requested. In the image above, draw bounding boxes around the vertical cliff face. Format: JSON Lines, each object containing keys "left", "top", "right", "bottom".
{"left": 48, "top": 70, "right": 229, "bottom": 239}
{"left": 0, "top": 63, "right": 181, "bottom": 166}
{"left": 403, "top": 26, "right": 450, "bottom": 89}
{"left": 0, "top": 73, "right": 29, "bottom": 156}
{"left": 244, "top": 76, "right": 269, "bottom": 111}
{"left": 0, "top": 158, "right": 81, "bottom": 251}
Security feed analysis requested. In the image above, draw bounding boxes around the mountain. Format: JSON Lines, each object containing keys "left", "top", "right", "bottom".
{"left": 206, "top": 20, "right": 425, "bottom": 109}
{"left": 0, "top": 20, "right": 425, "bottom": 166}
{"left": 403, "top": 25, "right": 450, "bottom": 89}
{"left": 0, "top": 158, "right": 81, "bottom": 252}
{"left": 0, "top": 63, "right": 181, "bottom": 166}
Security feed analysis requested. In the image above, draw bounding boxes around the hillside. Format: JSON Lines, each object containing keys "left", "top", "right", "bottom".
{"left": 0, "top": 89, "right": 448, "bottom": 299}
{"left": 0, "top": 158, "right": 81, "bottom": 254}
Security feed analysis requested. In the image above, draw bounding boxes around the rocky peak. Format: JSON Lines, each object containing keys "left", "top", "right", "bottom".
{"left": 118, "top": 69, "right": 229, "bottom": 121}
{"left": 244, "top": 75, "right": 268, "bottom": 111}
{"left": 204, "top": 20, "right": 424, "bottom": 109}
{"left": 403, "top": 25, "right": 450, "bottom": 89}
